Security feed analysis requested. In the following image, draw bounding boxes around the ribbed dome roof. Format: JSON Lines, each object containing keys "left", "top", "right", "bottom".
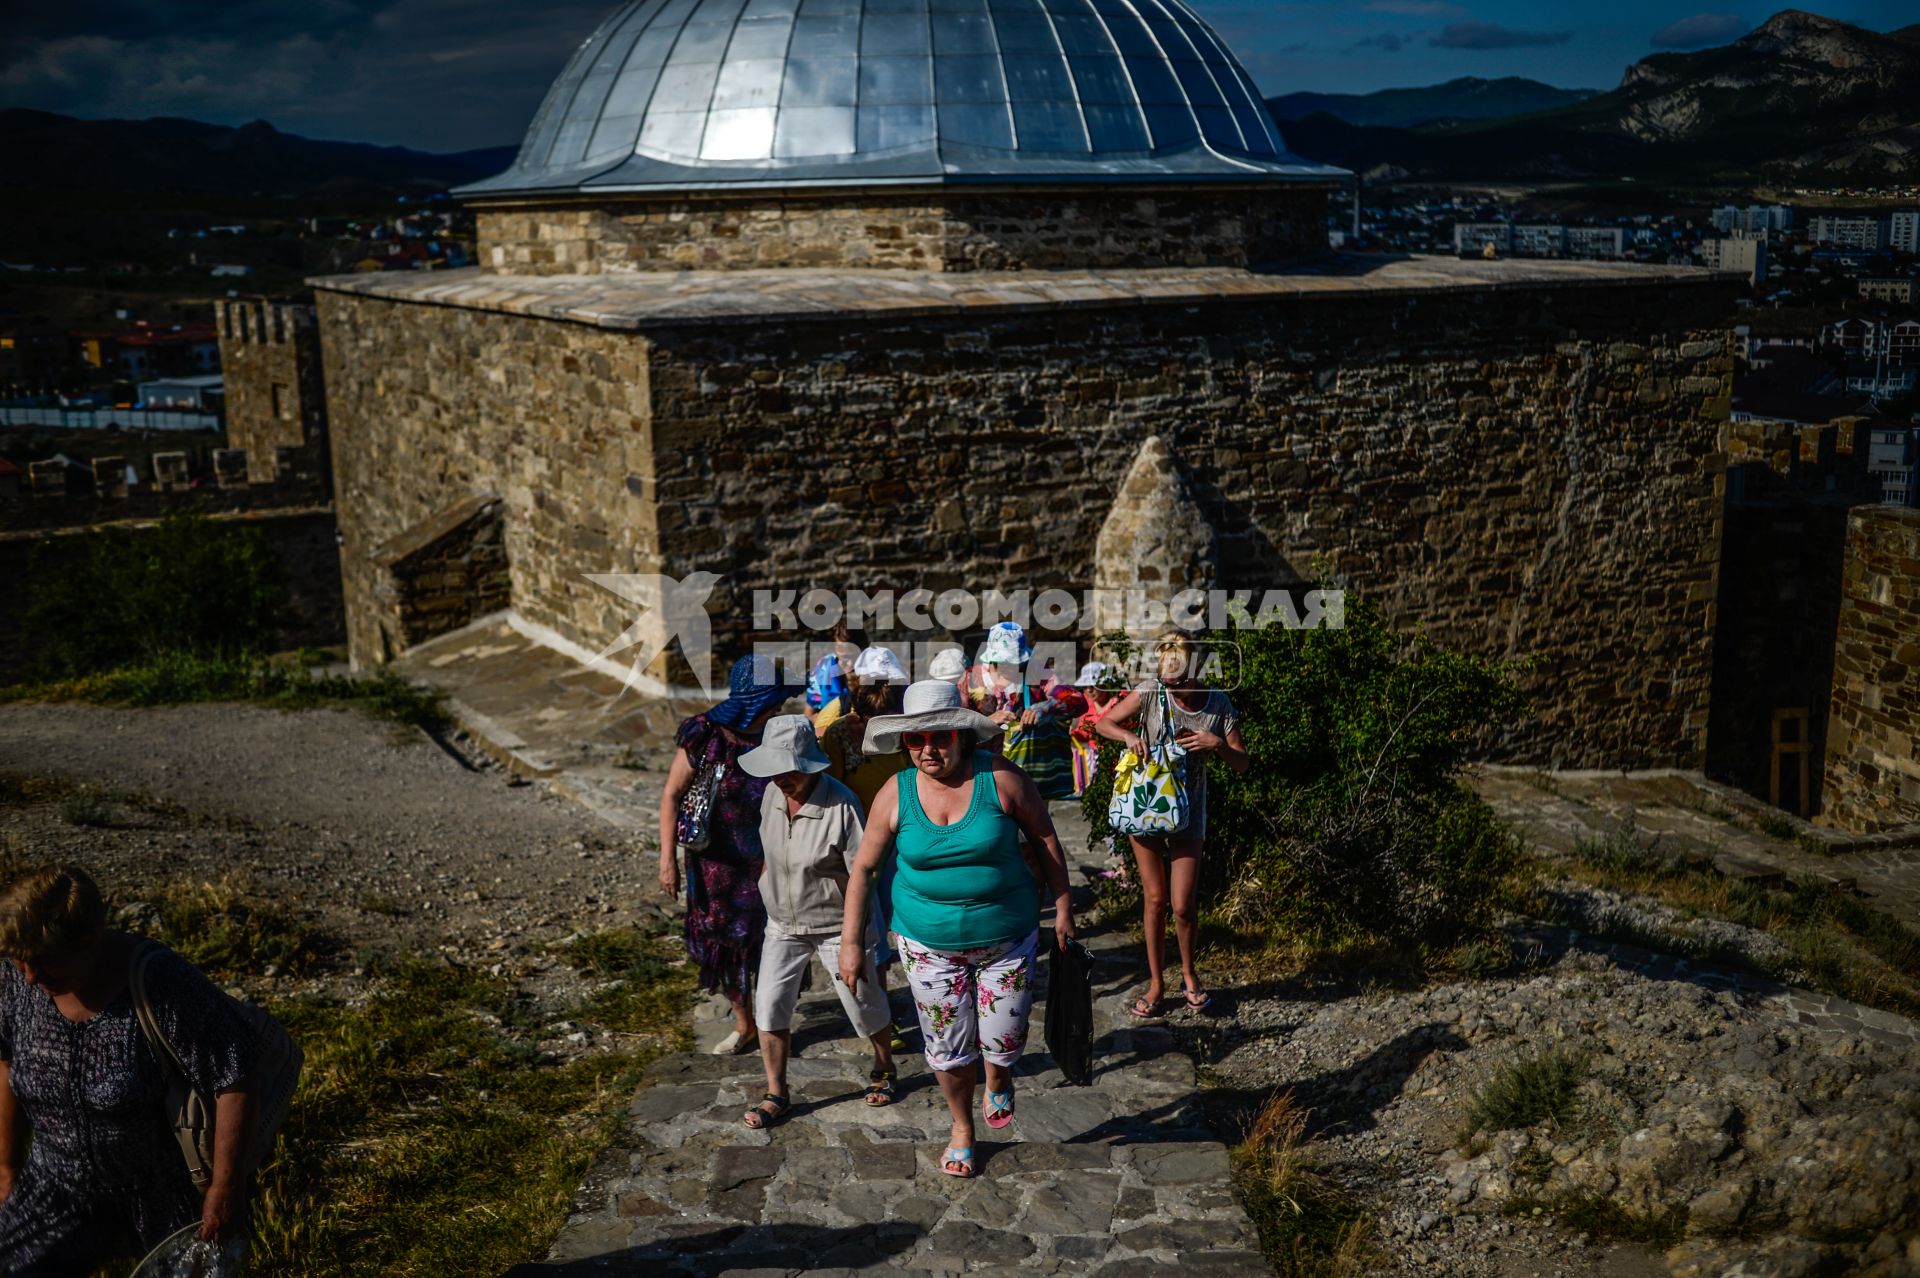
{"left": 458, "top": 0, "right": 1343, "bottom": 196}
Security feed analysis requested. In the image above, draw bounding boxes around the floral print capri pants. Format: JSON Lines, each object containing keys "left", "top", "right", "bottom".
{"left": 896, "top": 929, "right": 1039, "bottom": 1072}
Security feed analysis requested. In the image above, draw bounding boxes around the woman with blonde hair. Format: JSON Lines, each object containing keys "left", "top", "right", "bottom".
{"left": 0, "top": 864, "right": 260, "bottom": 1273}
{"left": 1095, "top": 632, "right": 1249, "bottom": 1016}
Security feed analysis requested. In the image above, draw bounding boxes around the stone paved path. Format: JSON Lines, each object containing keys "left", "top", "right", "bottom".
{"left": 509, "top": 859, "right": 1268, "bottom": 1275}
{"left": 397, "top": 633, "right": 1267, "bottom": 1274}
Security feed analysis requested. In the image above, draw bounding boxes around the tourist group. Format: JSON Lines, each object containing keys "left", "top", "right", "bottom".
{"left": 656, "top": 621, "right": 1249, "bottom": 1178}
{"left": 0, "top": 620, "right": 1250, "bottom": 1273}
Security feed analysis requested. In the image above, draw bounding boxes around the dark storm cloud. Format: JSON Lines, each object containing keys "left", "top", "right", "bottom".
{"left": 0, "top": 0, "right": 614, "bottom": 151}
{"left": 1649, "top": 12, "right": 1751, "bottom": 49}
{"left": 1351, "top": 32, "right": 1407, "bottom": 52}
{"left": 1428, "top": 21, "right": 1573, "bottom": 48}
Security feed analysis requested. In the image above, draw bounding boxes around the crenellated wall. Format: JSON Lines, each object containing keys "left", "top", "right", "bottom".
{"left": 314, "top": 259, "right": 1739, "bottom": 770}
{"left": 216, "top": 300, "right": 331, "bottom": 489}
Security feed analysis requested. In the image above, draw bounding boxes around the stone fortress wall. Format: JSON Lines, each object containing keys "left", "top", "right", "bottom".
{"left": 217, "top": 300, "right": 332, "bottom": 489}
{"left": 314, "top": 261, "right": 1738, "bottom": 774}
{"left": 1822, "top": 505, "right": 1920, "bottom": 831}
{"left": 474, "top": 185, "right": 1329, "bottom": 275}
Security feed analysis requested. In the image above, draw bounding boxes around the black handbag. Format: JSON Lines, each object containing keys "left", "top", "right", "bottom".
{"left": 1044, "top": 935, "right": 1095, "bottom": 1086}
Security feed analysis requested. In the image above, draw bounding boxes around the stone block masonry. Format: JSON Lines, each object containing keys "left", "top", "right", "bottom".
{"left": 474, "top": 185, "right": 1329, "bottom": 275}
{"left": 1821, "top": 505, "right": 1920, "bottom": 833}
{"left": 217, "top": 300, "right": 331, "bottom": 490}
{"left": 312, "top": 257, "right": 1741, "bottom": 770}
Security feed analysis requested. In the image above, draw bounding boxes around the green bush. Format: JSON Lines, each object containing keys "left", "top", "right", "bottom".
{"left": 1463, "top": 1048, "right": 1589, "bottom": 1137}
{"left": 21, "top": 512, "right": 288, "bottom": 680}
{"left": 1198, "top": 591, "right": 1531, "bottom": 947}
{"left": 58, "top": 790, "right": 119, "bottom": 828}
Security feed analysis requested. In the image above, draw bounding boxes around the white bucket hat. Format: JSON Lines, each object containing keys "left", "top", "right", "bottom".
{"left": 928, "top": 647, "right": 968, "bottom": 682}
{"left": 851, "top": 645, "right": 910, "bottom": 684}
{"left": 977, "top": 621, "right": 1031, "bottom": 666}
{"left": 1073, "top": 661, "right": 1109, "bottom": 688}
{"left": 862, "top": 679, "right": 1001, "bottom": 755}
{"left": 737, "top": 714, "right": 831, "bottom": 777}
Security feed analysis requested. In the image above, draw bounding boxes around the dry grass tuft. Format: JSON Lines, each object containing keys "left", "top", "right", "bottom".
{"left": 1232, "top": 1090, "right": 1377, "bottom": 1277}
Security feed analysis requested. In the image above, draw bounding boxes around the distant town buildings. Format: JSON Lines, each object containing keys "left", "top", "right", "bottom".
{"left": 1451, "top": 222, "right": 1627, "bottom": 260}
{"left": 1698, "top": 232, "right": 1769, "bottom": 285}
{"left": 1892, "top": 210, "right": 1919, "bottom": 254}
{"left": 1566, "top": 226, "right": 1626, "bottom": 259}
{"left": 1866, "top": 424, "right": 1919, "bottom": 506}
{"left": 1859, "top": 276, "right": 1916, "bottom": 303}
{"left": 1734, "top": 326, "right": 1816, "bottom": 367}
{"left": 73, "top": 323, "right": 220, "bottom": 381}
{"left": 1454, "top": 222, "right": 1509, "bottom": 254}
{"left": 138, "top": 375, "right": 225, "bottom": 411}
{"left": 1825, "top": 317, "right": 1920, "bottom": 364}
{"left": 1808, "top": 215, "right": 1887, "bottom": 251}
{"left": 1845, "top": 366, "right": 1916, "bottom": 395}
{"left": 1712, "top": 204, "right": 1794, "bottom": 234}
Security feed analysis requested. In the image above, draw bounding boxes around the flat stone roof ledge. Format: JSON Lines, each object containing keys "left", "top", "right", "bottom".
{"left": 307, "top": 255, "right": 1746, "bottom": 330}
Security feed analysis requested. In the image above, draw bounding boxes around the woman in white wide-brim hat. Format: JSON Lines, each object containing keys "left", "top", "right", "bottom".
{"left": 837, "top": 681, "right": 1076, "bottom": 1180}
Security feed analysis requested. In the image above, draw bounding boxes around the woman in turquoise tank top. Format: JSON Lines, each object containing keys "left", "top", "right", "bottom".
{"left": 839, "top": 680, "right": 1076, "bottom": 1180}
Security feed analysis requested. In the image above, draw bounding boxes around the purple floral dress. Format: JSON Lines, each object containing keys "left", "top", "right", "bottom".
{"left": 0, "top": 942, "right": 257, "bottom": 1272}
{"left": 676, "top": 713, "right": 771, "bottom": 1002}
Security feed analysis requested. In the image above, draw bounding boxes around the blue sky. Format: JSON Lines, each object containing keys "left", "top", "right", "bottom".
{"left": 0, "top": 2, "right": 1912, "bottom": 151}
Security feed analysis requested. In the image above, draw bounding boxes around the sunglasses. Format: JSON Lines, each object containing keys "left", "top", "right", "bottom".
{"left": 901, "top": 730, "right": 961, "bottom": 750}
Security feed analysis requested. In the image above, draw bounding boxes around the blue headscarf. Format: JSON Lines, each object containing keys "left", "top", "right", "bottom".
{"left": 705, "top": 653, "right": 800, "bottom": 731}
{"left": 805, "top": 653, "right": 847, "bottom": 713}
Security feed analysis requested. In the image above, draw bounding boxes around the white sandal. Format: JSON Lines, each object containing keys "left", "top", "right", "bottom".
{"left": 709, "top": 1029, "right": 757, "bottom": 1055}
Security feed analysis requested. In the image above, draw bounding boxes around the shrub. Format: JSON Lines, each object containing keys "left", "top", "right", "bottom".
{"left": 58, "top": 790, "right": 118, "bottom": 828}
{"left": 1463, "top": 1048, "right": 1589, "bottom": 1137}
{"left": 1205, "top": 590, "right": 1531, "bottom": 947}
{"left": 20, "top": 512, "right": 289, "bottom": 680}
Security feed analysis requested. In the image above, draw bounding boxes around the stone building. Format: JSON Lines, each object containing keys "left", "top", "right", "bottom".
{"left": 311, "top": 0, "right": 1761, "bottom": 784}
{"left": 216, "top": 299, "right": 331, "bottom": 490}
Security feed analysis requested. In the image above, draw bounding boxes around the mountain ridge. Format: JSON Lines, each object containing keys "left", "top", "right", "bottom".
{"left": 1265, "top": 77, "right": 1602, "bottom": 130}
{"left": 0, "top": 108, "right": 517, "bottom": 198}
{"left": 1274, "top": 9, "right": 1920, "bottom": 184}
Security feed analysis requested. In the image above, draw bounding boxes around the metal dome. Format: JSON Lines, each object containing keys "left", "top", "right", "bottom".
{"left": 457, "top": 0, "right": 1343, "bottom": 196}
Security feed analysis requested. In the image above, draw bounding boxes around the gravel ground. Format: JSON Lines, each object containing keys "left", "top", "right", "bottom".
{"left": 0, "top": 702, "right": 670, "bottom": 998}
{"left": 1186, "top": 935, "right": 1920, "bottom": 1278}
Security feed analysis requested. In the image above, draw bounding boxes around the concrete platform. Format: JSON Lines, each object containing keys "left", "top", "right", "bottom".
{"left": 396, "top": 616, "right": 711, "bottom": 832}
